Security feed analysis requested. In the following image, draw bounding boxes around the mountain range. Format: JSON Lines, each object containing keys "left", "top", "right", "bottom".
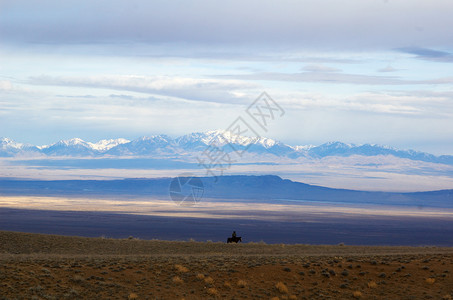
{"left": 1, "top": 130, "right": 453, "bottom": 165}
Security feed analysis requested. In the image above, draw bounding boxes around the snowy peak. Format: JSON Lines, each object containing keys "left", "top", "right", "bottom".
{"left": 41, "top": 138, "right": 94, "bottom": 156}
{"left": 321, "top": 141, "right": 354, "bottom": 148}
{"left": 90, "top": 138, "right": 130, "bottom": 151}
{"left": 105, "top": 135, "right": 176, "bottom": 156}
{"left": 195, "top": 129, "right": 280, "bottom": 148}
{"left": 39, "top": 137, "right": 131, "bottom": 156}
{"left": 55, "top": 138, "right": 90, "bottom": 147}
{"left": 1, "top": 132, "right": 453, "bottom": 165}
{"left": 41, "top": 138, "right": 130, "bottom": 150}
{"left": 135, "top": 135, "right": 172, "bottom": 143}
{"left": 0, "top": 137, "right": 40, "bottom": 157}
{"left": 1, "top": 137, "right": 24, "bottom": 149}
{"left": 292, "top": 145, "right": 315, "bottom": 151}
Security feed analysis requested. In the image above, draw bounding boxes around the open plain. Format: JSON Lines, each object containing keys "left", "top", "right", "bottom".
{"left": 1, "top": 231, "right": 453, "bottom": 299}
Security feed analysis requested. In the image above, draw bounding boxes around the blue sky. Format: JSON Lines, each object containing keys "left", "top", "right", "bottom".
{"left": 1, "top": 0, "right": 453, "bottom": 154}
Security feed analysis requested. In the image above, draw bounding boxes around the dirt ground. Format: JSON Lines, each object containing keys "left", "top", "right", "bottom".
{"left": 1, "top": 231, "right": 453, "bottom": 299}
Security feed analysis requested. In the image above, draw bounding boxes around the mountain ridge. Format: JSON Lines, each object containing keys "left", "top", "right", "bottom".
{"left": 1, "top": 131, "right": 452, "bottom": 165}
{"left": 0, "top": 175, "right": 452, "bottom": 208}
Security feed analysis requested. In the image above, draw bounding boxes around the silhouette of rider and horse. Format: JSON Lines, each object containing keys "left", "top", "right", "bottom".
{"left": 227, "top": 231, "right": 242, "bottom": 243}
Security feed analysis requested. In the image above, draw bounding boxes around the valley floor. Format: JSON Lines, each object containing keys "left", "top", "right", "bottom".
{"left": 1, "top": 231, "right": 453, "bottom": 299}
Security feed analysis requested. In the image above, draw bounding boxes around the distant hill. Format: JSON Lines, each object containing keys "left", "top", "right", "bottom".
{"left": 1, "top": 175, "right": 452, "bottom": 208}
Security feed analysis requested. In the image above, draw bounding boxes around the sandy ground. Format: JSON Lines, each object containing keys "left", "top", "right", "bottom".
{"left": 1, "top": 231, "right": 453, "bottom": 299}
{"left": 2, "top": 196, "right": 453, "bottom": 221}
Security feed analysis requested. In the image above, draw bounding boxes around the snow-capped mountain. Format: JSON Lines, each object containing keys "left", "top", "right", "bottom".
{"left": 90, "top": 138, "right": 130, "bottom": 151}
{"left": 0, "top": 137, "right": 40, "bottom": 157}
{"left": 36, "top": 138, "right": 131, "bottom": 157}
{"left": 106, "top": 135, "right": 176, "bottom": 156}
{"left": 175, "top": 130, "right": 294, "bottom": 156}
{"left": 40, "top": 138, "right": 96, "bottom": 156}
{"left": 1, "top": 132, "right": 452, "bottom": 165}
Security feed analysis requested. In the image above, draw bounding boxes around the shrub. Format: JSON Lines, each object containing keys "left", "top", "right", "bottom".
{"left": 207, "top": 288, "right": 218, "bottom": 296}
{"left": 275, "top": 282, "right": 288, "bottom": 294}
{"left": 172, "top": 276, "right": 183, "bottom": 284}
{"left": 72, "top": 275, "right": 85, "bottom": 283}
{"left": 426, "top": 278, "right": 436, "bottom": 284}
{"left": 196, "top": 273, "right": 205, "bottom": 280}
{"left": 65, "top": 288, "right": 79, "bottom": 297}
{"left": 204, "top": 277, "right": 214, "bottom": 284}
{"left": 128, "top": 293, "right": 138, "bottom": 300}
{"left": 367, "top": 281, "right": 377, "bottom": 288}
{"left": 174, "top": 264, "right": 189, "bottom": 273}
{"left": 353, "top": 291, "right": 362, "bottom": 298}
{"left": 237, "top": 280, "right": 247, "bottom": 288}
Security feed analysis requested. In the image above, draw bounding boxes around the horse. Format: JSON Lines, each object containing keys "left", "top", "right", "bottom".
{"left": 227, "top": 236, "right": 242, "bottom": 243}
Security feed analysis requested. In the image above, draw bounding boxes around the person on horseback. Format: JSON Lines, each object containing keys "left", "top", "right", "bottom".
{"left": 227, "top": 231, "right": 242, "bottom": 243}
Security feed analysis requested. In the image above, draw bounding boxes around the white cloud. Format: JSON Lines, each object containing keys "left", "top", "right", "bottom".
{"left": 0, "top": 80, "right": 13, "bottom": 91}
{"left": 28, "top": 75, "right": 260, "bottom": 104}
{"left": 377, "top": 66, "right": 399, "bottom": 73}
{"left": 273, "top": 90, "right": 453, "bottom": 117}
{"left": 301, "top": 64, "right": 341, "bottom": 73}
{"left": 224, "top": 71, "right": 453, "bottom": 86}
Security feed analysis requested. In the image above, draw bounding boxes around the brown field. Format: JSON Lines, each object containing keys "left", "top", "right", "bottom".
{"left": 1, "top": 231, "right": 453, "bottom": 299}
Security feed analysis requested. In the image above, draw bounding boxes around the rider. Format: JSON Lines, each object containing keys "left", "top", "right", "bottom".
{"left": 232, "top": 231, "right": 237, "bottom": 238}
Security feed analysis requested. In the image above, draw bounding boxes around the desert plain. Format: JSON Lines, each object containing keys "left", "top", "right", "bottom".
{"left": 1, "top": 231, "right": 453, "bottom": 299}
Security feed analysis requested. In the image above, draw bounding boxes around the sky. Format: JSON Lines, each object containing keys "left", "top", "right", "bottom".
{"left": 1, "top": 0, "right": 453, "bottom": 154}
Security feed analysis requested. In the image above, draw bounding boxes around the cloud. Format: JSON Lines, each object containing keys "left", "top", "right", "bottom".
{"left": 0, "top": 80, "right": 13, "bottom": 91}
{"left": 221, "top": 71, "right": 453, "bottom": 86}
{"left": 301, "top": 64, "right": 341, "bottom": 73}
{"left": 398, "top": 47, "right": 453, "bottom": 62}
{"left": 377, "top": 66, "right": 399, "bottom": 73}
{"left": 2, "top": 0, "right": 453, "bottom": 50}
{"left": 272, "top": 88, "right": 453, "bottom": 118}
{"left": 28, "top": 75, "right": 259, "bottom": 105}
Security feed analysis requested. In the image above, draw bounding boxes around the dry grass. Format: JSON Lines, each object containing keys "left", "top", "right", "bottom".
{"left": 1, "top": 231, "right": 453, "bottom": 300}
{"left": 237, "top": 280, "right": 247, "bottom": 288}
{"left": 207, "top": 287, "right": 218, "bottom": 296}
{"left": 275, "top": 281, "right": 289, "bottom": 294}
{"left": 204, "top": 276, "right": 214, "bottom": 284}
{"left": 172, "top": 276, "right": 183, "bottom": 284}
{"left": 3, "top": 230, "right": 453, "bottom": 257}
{"left": 128, "top": 293, "right": 138, "bottom": 300}
{"left": 72, "top": 275, "right": 84, "bottom": 283}
{"left": 174, "top": 264, "right": 189, "bottom": 273}
{"left": 353, "top": 290, "right": 363, "bottom": 298}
